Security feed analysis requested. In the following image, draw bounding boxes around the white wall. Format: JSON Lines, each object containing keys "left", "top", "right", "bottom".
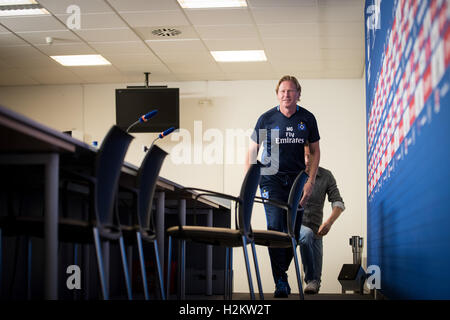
{"left": 0, "top": 78, "right": 366, "bottom": 294}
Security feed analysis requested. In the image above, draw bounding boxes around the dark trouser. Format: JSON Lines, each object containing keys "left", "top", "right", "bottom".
{"left": 260, "top": 173, "right": 297, "bottom": 284}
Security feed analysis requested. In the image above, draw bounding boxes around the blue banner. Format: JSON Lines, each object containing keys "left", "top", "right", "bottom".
{"left": 365, "top": 0, "right": 450, "bottom": 299}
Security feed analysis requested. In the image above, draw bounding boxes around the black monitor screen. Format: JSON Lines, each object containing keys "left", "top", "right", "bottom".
{"left": 115, "top": 88, "right": 179, "bottom": 133}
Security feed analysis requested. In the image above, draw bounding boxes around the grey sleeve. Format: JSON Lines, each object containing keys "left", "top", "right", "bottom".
{"left": 326, "top": 172, "right": 345, "bottom": 211}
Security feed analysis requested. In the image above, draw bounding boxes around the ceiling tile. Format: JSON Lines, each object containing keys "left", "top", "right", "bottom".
{"left": 0, "top": 33, "right": 27, "bottom": 46}
{"left": 224, "top": 72, "right": 276, "bottom": 80}
{"left": 185, "top": 8, "right": 253, "bottom": 25}
{"left": 252, "top": 7, "right": 319, "bottom": 24}
{"left": 265, "top": 46, "right": 321, "bottom": 61}
{"left": 156, "top": 51, "right": 214, "bottom": 64}
{"left": 217, "top": 61, "right": 273, "bottom": 73}
{"left": 320, "top": 48, "right": 364, "bottom": 60}
{"left": 1, "top": 51, "right": 59, "bottom": 68}
{"left": 247, "top": 0, "right": 318, "bottom": 7}
{"left": 166, "top": 61, "right": 221, "bottom": 74}
{"left": 68, "top": 65, "right": 126, "bottom": 82}
{"left": 16, "top": 30, "right": 81, "bottom": 45}
{"left": 118, "top": 11, "right": 189, "bottom": 27}
{"left": 318, "top": 22, "right": 364, "bottom": 37}
{"left": 0, "top": 44, "right": 44, "bottom": 58}
{"left": 196, "top": 24, "right": 259, "bottom": 39}
{"left": 108, "top": 0, "right": 181, "bottom": 11}
{"left": 0, "top": 0, "right": 365, "bottom": 83}
{"left": 36, "top": 42, "right": 96, "bottom": 55}
{"left": 0, "top": 15, "right": 66, "bottom": 33}
{"left": 203, "top": 38, "right": 263, "bottom": 51}
{"left": 21, "top": 66, "right": 83, "bottom": 84}
{"left": 317, "top": 4, "right": 364, "bottom": 22}
{"left": 102, "top": 53, "right": 161, "bottom": 66}
{"left": 271, "top": 60, "right": 325, "bottom": 72}
{"left": 263, "top": 37, "right": 320, "bottom": 54}
{"left": 319, "top": 36, "right": 364, "bottom": 49}
{"left": 75, "top": 28, "right": 140, "bottom": 42}
{"left": 0, "top": 25, "right": 10, "bottom": 33}
{"left": 257, "top": 23, "right": 320, "bottom": 38}
{"left": 318, "top": 0, "right": 364, "bottom": 8}
{"left": 38, "top": 0, "right": 114, "bottom": 14}
{"left": 55, "top": 12, "right": 127, "bottom": 29}
{"left": 146, "top": 39, "right": 206, "bottom": 53}
{"left": 116, "top": 63, "right": 171, "bottom": 74}
{"left": 90, "top": 41, "right": 150, "bottom": 54}
{"left": 124, "top": 73, "right": 179, "bottom": 82}
{"left": 176, "top": 73, "right": 228, "bottom": 81}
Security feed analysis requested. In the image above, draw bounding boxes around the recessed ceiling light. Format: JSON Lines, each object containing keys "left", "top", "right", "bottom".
{"left": 0, "top": 0, "right": 49, "bottom": 16}
{"left": 211, "top": 50, "right": 267, "bottom": 62}
{"left": 51, "top": 55, "right": 112, "bottom": 66}
{"left": 0, "top": 0, "right": 37, "bottom": 4}
{"left": 177, "top": 0, "right": 247, "bottom": 9}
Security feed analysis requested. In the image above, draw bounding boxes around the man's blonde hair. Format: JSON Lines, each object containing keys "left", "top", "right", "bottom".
{"left": 275, "top": 75, "right": 302, "bottom": 98}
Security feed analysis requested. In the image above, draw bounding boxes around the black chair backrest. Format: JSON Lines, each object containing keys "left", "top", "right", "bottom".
{"left": 237, "top": 162, "right": 262, "bottom": 240}
{"left": 286, "top": 170, "right": 309, "bottom": 239}
{"left": 95, "top": 126, "right": 134, "bottom": 227}
{"left": 136, "top": 145, "right": 168, "bottom": 232}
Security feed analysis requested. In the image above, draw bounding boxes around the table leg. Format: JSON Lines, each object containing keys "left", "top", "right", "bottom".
{"left": 206, "top": 209, "right": 213, "bottom": 296}
{"left": 44, "top": 153, "right": 59, "bottom": 300}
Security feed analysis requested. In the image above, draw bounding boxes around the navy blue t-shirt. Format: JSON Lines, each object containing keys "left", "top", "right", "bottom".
{"left": 251, "top": 105, "right": 320, "bottom": 174}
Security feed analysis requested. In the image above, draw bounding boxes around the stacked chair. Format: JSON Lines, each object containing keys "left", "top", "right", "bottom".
{"left": 253, "top": 170, "right": 309, "bottom": 300}
{"left": 118, "top": 145, "right": 168, "bottom": 300}
{"left": 166, "top": 162, "right": 264, "bottom": 300}
{"left": 0, "top": 125, "right": 134, "bottom": 300}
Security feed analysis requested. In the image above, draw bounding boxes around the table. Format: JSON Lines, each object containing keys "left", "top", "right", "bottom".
{"left": 0, "top": 104, "right": 87, "bottom": 299}
{"left": 0, "top": 105, "right": 230, "bottom": 299}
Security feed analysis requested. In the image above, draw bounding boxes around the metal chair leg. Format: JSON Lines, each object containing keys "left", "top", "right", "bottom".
{"left": 27, "top": 237, "right": 32, "bottom": 300}
{"left": 291, "top": 238, "right": 304, "bottom": 300}
{"left": 136, "top": 232, "right": 149, "bottom": 300}
{"left": 166, "top": 235, "right": 172, "bottom": 300}
{"left": 180, "top": 239, "right": 186, "bottom": 300}
{"left": 92, "top": 228, "right": 108, "bottom": 300}
{"left": 229, "top": 247, "right": 233, "bottom": 300}
{"left": 224, "top": 247, "right": 229, "bottom": 300}
{"left": 153, "top": 240, "right": 166, "bottom": 300}
{"left": 119, "top": 236, "right": 133, "bottom": 300}
{"left": 241, "top": 236, "right": 255, "bottom": 300}
{"left": 250, "top": 241, "right": 264, "bottom": 300}
{"left": 0, "top": 229, "right": 2, "bottom": 293}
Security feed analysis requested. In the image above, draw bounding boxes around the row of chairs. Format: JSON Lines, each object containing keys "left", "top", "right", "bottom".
{"left": 0, "top": 125, "right": 309, "bottom": 300}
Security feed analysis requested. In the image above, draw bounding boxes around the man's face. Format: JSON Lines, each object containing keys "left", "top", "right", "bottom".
{"left": 277, "top": 80, "right": 300, "bottom": 110}
{"left": 304, "top": 146, "right": 310, "bottom": 173}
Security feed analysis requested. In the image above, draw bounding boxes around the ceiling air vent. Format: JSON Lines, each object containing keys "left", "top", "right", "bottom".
{"left": 151, "top": 28, "right": 182, "bottom": 37}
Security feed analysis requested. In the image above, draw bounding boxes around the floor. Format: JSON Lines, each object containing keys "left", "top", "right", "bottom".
{"left": 172, "top": 292, "right": 375, "bottom": 300}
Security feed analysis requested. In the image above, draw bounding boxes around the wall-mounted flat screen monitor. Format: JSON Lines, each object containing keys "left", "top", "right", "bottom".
{"left": 115, "top": 87, "right": 179, "bottom": 133}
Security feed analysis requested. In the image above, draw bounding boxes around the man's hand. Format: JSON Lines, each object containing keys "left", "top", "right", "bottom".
{"left": 300, "top": 180, "right": 314, "bottom": 207}
{"left": 317, "top": 220, "right": 332, "bottom": 236}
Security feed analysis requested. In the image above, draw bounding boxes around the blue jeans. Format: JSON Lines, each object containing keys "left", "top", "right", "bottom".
{"left": 260, "top": 173, "right": 297, "bottom": 284}
{"left": 298, "top": 225, "right": 323, "bottom": 283}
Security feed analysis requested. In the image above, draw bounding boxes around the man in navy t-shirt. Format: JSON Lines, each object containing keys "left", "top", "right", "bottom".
{"left": 245, "top": 75, "right": 321, "bottom": 298}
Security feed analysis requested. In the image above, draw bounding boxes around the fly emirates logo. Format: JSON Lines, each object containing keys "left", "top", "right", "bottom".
{"left": 274, "top": 126, "right": 304, "bottom": 144}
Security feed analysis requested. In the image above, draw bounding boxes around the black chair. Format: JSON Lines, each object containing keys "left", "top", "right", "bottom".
{"left": 166, "top": 162, "right": 263, "bottom": 300}
{"left": 253, "top": 170, "right": 309, "bottom": 300}
{"left": 0, "top": 125, "right": 134, "bottom": 300}
{"left": 118, "top": 145, "right": 167, "bottom": 300}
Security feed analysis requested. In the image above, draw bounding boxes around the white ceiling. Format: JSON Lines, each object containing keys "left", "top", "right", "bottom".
{"left": 0, "top": 0, "right": 365, "bottom": 86}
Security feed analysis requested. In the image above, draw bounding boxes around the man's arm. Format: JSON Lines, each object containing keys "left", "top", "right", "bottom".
{"left": 300, "top": 140, "right": 320, "bottom": 207}
{"left": 318, "top": 171, "right": 345, "bottom": 236}
{"left": 318, "top": 206, "right": 343, "bottom": 236}
{"left": 245, "top": 139, "right": 259, "bottom": 173}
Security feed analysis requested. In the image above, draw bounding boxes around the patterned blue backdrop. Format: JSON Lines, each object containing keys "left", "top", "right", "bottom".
{"left": 365, "top": 0, "right": 450, "bottom": 299}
